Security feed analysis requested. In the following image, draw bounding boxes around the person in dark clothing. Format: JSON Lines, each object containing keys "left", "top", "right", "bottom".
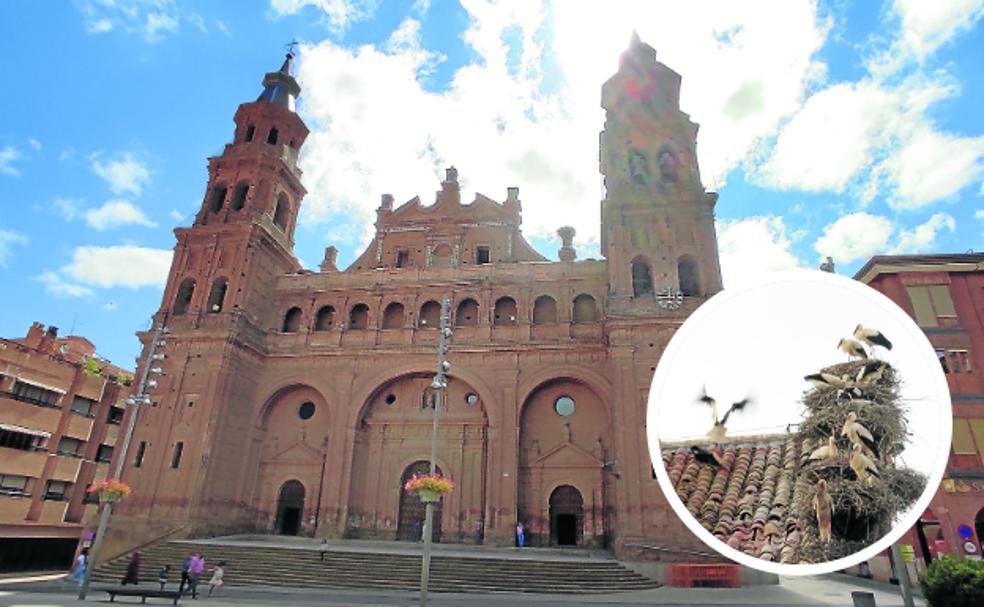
{"left": 121, "top": 552, "right": 141, "bottom": 585}
{"left": 179, "top": 556, "right": 191, "bottom": 594}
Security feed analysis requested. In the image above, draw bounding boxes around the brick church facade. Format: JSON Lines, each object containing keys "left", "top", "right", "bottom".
{"left": 105, "top": 37, "right": 723, "bottom": 558}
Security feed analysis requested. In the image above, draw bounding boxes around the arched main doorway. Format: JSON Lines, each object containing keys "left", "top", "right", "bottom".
{"left": 550, "top": 485, "right": 584, "bottom": 546}
{"left": 397, "top": 461, "right": 443, "bottom": 542}
{"left": 276, "top": 480, "right": 305, "bottom": 536}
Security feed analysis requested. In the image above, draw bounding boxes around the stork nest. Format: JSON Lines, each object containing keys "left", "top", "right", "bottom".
{"left": 799, "top": 359, "right": 909, "bottom": 463}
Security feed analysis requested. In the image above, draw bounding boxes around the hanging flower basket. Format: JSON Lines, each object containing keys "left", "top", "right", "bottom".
{"left": 404, "top": 473, "right": 454, "bottom": 503}
{"left": 87, "top": 479, "right": 131, "bottom": 504}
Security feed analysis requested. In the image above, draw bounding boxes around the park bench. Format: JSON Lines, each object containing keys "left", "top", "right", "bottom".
{"left": 101, "top": 586, "right": 182, "bottom": 605}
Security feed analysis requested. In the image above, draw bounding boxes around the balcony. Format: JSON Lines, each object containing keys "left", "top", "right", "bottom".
{"left": 0, "top": 396, "right": 61, "bottom": 433}
{"left": 48, "top": 454, "right": 83, "bottom": 482}
{"left": 491, "top": 324, "right": 526, "bottom": 343}
{"left": 378, "top": 328, "right": 411, "bottom": 345}
{"left": 39, "top": 500, "right": 69, "bottom": 524}
{"left": 0, "top": 446, "right": 47, "bottom": 477}
{"left": 0, "top": 494, "right": 31, "bottom": 520}
{"left": 0, "top": 390, "right": 60, "bottom": 410}
{"left": 64, "top": 414, "right": 93, "bottom": 441}
{"left": 570, "top": 323, "right": 603, "bottom": 341}
{"left": 103, "top": 423, "right": 119, "bottom": 446}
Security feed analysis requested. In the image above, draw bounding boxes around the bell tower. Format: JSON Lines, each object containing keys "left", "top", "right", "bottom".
{"left": 600, "top": 35, "right": 722, "bottom": 311}
{"left": 160, "top": 51, "right": 309, "bottom": 326}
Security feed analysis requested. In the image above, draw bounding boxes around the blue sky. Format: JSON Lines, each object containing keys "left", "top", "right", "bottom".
{"left": 1, "top": 0, "right": 982, "bottom": 367}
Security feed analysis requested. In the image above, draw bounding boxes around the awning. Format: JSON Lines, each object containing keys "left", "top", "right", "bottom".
{"left": 0, "top": 422, "right": 51, "bottom": 438}
{"left": 12, "top": 377, "right": 66, "bottom": 394}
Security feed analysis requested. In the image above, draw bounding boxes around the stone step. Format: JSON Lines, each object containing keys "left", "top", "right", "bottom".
{"left": 94, "top": 541, "right": 660, "bottom": 594}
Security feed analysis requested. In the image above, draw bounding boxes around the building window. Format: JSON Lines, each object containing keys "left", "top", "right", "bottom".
{"left": 419, "top": 300, "right": 440, "bottom": 328}
{"left": 171, "top": 442, "right": 184, "bottom": 469}
{"left": 382, "top": 302, "right": 405, "bottom": 329}
{"left": 554, "top": 396, "right": 575, "bottom": 417}
{"left": 349, "top": 304, "right": 370, "bottom": 329}
{"left": 134, "top": 441, "right": 146, "bottom": 468}
{"left": 209, "top": 185, "right": 228, "bottom": 213}
{"left": 207, "top": 277, "right": 228, "bottom": 313}
{"left": 533, "top": 295, "right": 557, "bottom": 324}
{"left": 314, "top": 305, "right": 335, "bottom": 331}
{"left": 107, "top": 406, "right": 124, "bottom": 425}
{"left": 572, "top": 294, "right": 597, "bottom": 323}
{"left": 9, "top": 381, "right": 61, "bottom": 408}
{"left": 56, "top": 437, "right": 83, "bottom": 458}
{"left": 906, "top": 285, "right": 957, "bottom": 327}
{"left": 678, "top": 255, "right": 700, "bottom": 297}
{"left": 266, "top": 127, "right": 279, "bottom": 145}
{"left": 173, "top": 278, "right": 196, "bottom": 316}
{"left": 44, "top": 480, "right": 69, "bottom": 501}
{"left": 298, "top": 402, "right": 315, "bottom": 420}
{"left": 950, "top": 350, "right": 972, "bottom": 373}
{"left": 476, "top": 246, "right": 491, "bottom": 264}
{"left": 431, "top": 243, "right": 453, "bottom": 268}
{"left": 0, "top": 474, "right": 29, "bottom": 497}
{"left": 455, "top": 299, "right": 479, "bottom": 327}
{"left": 96, "top": 444, "right": 113, "bottom": 463}
{"left": 274, "top": 192, "right": 290, "bottom": 230}
{"left": 631, "top": 258, "right": 654, "bottom": 297}
{"left": 0, "top": 427, "right": 48, "bottom": 452}
{"left": 70, "top": 395, "right": 97, "bottom": 418}
{"left": 396, "top": 250, "right": 410, "bottom": 268}
{"left": 493, "top": 297, "right": 518, "bottom": 325}
{"left": 282, "top": 307, "right": 303, "bottom": 333}
{"left": 231, "top": 182, "right": 249, "bottom": 211}
{"left": 83, "top": 485, "right": 99, "bottom": 504}
{"left": 244, "top": 124, "right": 255, "bottom": 142}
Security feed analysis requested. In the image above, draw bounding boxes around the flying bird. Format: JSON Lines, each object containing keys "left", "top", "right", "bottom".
{"left": 850, "top": 443, "right": 880, "bottom": 482}
{"left": 854, "top": 324, "right": 892, "bottom": 351}
{"left": 809, "top": 436, "right": 839, "bottom": 462}
{"left": 814, "top": 479, "right": 833, "bottom": 544}
{"left": 838, "top": 338, "right": 869, "bottom": 360}
{"left": 841, "top": 412, "right": 880, "bottom": 460}
{"left": 698, "top": 388, "right": 751, "bottom": 443}
{"left": 690, "top": 445, "right": 725, "bottom": 469}
{"left": 856, "top": 360, "right": 887, "bottom": 385}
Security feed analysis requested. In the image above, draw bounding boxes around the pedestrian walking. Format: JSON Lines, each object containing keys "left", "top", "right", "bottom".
{"left": 207, "top": 561, "right": 225, "bottom": 597}
{"left": 516, "top": 522, "right": 525, "bottom": 547}
{"left": 179, "top": 555, "right": 191, "bottom": 594}
{"left": 318, "top": 539, "right": 330, "bottom": 562}
{"left": 158, "top": 564, "right": 170, "bottom": 590}
{"left": 121, "top": 552, "right": 141, "bottom": 585}
{"left": 71, "top": 549, "right": 88, "bottom": 586}
{"left": 188, "top": 553, "right": 205, "bottom": 599}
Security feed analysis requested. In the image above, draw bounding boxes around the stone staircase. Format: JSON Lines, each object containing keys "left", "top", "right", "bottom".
{"left": 92, "top": 540, "right": 660, "bottom": 593}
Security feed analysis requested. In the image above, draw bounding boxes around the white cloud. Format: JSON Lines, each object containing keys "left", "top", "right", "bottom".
{"left": 269, "top": 0, "right": 376, "bottom": 33}
{"left": 61, "top": 245, "right": 173, "bottom": 289}
{"left": 891, "top": 0, "right": 984, "bottom": 60}
{"left": 976, "top": 210, "right": 984, "bottom": 219}
{"left": 892, "top": 213, "right": 956, "bottom": 253}
{"left": 145, "top": 11, "right": 179, "bottom": 42}
{"left": 881, "top": 127, "right": 984, "bottom": 210}
{"left": 187, "top": 13, "right": 207, "bottom": 33}
{"left": 84, "top": 200, "right": 158, "bottom": 231}
{"left": 27, "top": 138, "right": 42, "bottom": 151}
{"left": 814, "top": 213, "right": 894, "bottom": 264}
{"left": 76, "top": 0, "right": 183, "bottom": 43}
{"left": 91, "top": 153, "right": 151, "bottom": 196}
{"left": 0, "top": 145, "right": 21, "bottom": 176}
{"left": 88, "top": 18, "right": 113, "bottom": 33}
{"left": 0, "top": 229, "right": 29, "bottom": 267}
{"left": 716, "top": 216, "right": 805, "bottom": 288}
{"left": 169, "top": 209, "right": 185, "bottom": 221}
{"left": 53, "top": 197, "right": 84, "bottom": 221}
{"left": 37, "top": 271, "right": 94, "bottom": 298}
{"left": 294, "top": 0, "right": 830, "bottom": 250}
{"left": 216, "top": 20, "right": 230, "bottom": 36}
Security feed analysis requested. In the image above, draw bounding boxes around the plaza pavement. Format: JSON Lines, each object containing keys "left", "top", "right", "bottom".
{"left": 0, "top": 573, "right": 925, "bottom": 607}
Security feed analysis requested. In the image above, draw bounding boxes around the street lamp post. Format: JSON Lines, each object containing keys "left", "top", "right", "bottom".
{"left": 79, "top": 323, "right": 167, "bottom": 600}
{"left": 419, "top": 295, "right": 451, "bottom": 607}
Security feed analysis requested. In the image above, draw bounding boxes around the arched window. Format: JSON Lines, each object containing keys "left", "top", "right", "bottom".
{"left": 533, "top": 295, "right": 557, "bottom": 324}
{"left": 631, "top": 258, "right": 654, "bottom": 297}
{"left": 382, "top": 302, "right": 405, "bottom": 329}
{"left": 209, "top": 185, "right": 227, "bottom": 213}
{"left": 282, "top": 307, "right": 302, "bottom": 333}
{"left": 231, "top": 182, "right": 249, "bottom": 211}
{"left": 431, "top": 243, "right": 453, "bottom": 268}
{"left": 349, "top": 303, "right": 369, "bottom": 330}
{"left": 173, "top": 278, "right": 196, "bottom": 316}
{"left": 274, "top": 193, "right": 290, "bottom": 230}
{"left": 572, "top": 294, "right": 597, "bottom": 323}
{"left": 455, "top": 298, "right": 479, "bottom": 326}
{"left": 493, "top": 296, "right": 518, "bottom": 325}
{"left": 267, "top": 127, "right": 279, "bottom": 145}
{"left": 419, "top": 300, "right": 440, "bottom": 328}
{"left": 206, "top": 278, "right": 228, "bottom": 313}
{"left": 244, "top": 124, "right": 255, "bottom": 142}
{"left": 314, "top": 305, "right": 335, "bottom": 331}
{"left": 679, "top": 255, "right": 700, "bottom": 296}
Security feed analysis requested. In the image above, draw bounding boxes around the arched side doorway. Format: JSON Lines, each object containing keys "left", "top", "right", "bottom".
{"left": 397, "top": 461, "right": 444, "bottom": 542}
{"left": 550, "top": 485, "right": 584, "bottom": 546}
{"left": 275, "top": 480, "right": 305, "bottom": 536}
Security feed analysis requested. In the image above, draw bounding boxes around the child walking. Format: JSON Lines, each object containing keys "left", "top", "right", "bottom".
{"left": 207, "top": 561, "right": 226, "bottom": 597}
{"left": 158, "top": 565, "right": 170, "bottom": 590}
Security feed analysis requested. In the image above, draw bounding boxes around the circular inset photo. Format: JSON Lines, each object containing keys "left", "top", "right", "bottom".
{"left": 647, "top": 270, "right": 951, "bottom": 575}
